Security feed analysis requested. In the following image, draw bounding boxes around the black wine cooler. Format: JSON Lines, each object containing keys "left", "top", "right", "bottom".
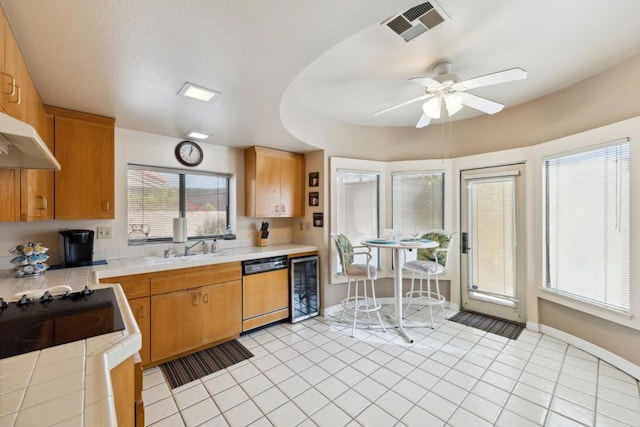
{"left": 290, "top": 255, "right": 319, "bottom": 323}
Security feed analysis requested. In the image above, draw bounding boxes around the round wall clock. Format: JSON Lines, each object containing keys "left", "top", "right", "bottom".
{"left": 175, "top": 140, "right": 203, "bottom": 166}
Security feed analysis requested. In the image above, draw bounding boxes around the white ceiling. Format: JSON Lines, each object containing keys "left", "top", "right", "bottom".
{"left": 3, "top": 0, "right": 640, "bottom": 152}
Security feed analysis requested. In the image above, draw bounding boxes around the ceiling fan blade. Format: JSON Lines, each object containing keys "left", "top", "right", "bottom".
{"left": 374, "top": 94, "right": 433, "bottom": 116}
{"left": 454, "top": 67, "right": 527, "bottom": 91}
{"left": 459, "top": 92, "right": 504, "bottom": 115}
{"left": 416, "top": 113, "right": 431, "bottom": 128}
{"left": 409, "top": 77, "right": 444, "bottom": 90}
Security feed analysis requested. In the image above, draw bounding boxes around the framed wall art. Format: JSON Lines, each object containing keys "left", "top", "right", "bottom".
{"left": 309, "top": 172, "right": 319, "bottom": 187}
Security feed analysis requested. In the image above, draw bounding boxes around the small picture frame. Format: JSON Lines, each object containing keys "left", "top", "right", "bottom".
{"left": 313, "top": 212, "right": 323, "bottom": 227}
{"left": 309, "top": 172, "right": 319, "bottom": 187}
{"left": 309, "top": 191, "right": 319, "bottom": 207}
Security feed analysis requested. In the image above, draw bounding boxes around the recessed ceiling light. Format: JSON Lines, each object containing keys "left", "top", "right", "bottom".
{"left": 185, "top": 131, "right": 210, "bottom": 140}
{"left": 178, "top": 82, "right": 221, "bottom": 102}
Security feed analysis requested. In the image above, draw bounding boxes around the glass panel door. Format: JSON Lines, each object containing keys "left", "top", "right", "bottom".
{"left": 460, "top": 164, "right": 525, "bottom": 323}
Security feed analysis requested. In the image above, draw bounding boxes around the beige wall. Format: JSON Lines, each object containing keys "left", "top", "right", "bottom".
{"left": 539, "top": 300, "right": 640, "bottom": 367}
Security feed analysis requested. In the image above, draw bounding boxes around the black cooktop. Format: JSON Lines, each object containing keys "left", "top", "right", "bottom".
{"left": 0, "top": 287, "right": 125, "bottom": 359}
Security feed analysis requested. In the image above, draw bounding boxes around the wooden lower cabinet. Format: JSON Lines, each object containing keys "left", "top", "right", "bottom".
{"left": 101, "top": 262, "right": 243, "bottom": 365}
{"left": 128, "top": 297, "right": 151, "bottom": 364}
{"left": 111, "top": 356, "right": 135, "bottom": 427}
{"left": 150, "top": 280, "right": 242, "bottom": 363}
{"left": 201, "top": 280, "right": 242, "bottom": 345}
{"left": 151, "top": 288, "right": 202, "bottom": 361}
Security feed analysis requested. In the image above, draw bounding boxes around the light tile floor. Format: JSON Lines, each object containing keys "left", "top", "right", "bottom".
{"left": 142, "top": 306, "right": 640, "bottom": 426}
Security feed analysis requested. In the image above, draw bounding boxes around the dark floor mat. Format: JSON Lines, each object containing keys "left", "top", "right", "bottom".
{"left": 160, "top": 339, "right": 254, "bottom": 389}
{"left": 448, "top": 311, "right": 525, "bottom": 340}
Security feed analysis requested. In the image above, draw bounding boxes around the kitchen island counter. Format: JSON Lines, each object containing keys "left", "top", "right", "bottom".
{"left": 0, "top": 284, "right": 140, "bottom": 426}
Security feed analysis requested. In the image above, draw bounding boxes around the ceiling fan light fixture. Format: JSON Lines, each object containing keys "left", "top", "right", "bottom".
{"left": 445, "top": 93, "right": 463, "bottom": 116}
{"left": 423, "top": 97, "right": 441, "bottom": 119}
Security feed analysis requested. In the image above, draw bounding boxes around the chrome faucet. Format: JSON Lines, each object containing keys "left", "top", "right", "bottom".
{"left": 184, "top": 240, "right": 206, "bottom": 256}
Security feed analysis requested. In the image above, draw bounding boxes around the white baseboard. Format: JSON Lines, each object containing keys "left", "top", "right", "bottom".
{"left": 526, "top": 321, "right": 540, "bottom": 332}
{"left": 323, "top": 298, "right": 459, "bottom": 316}
{"left": 540, "top": 324, "right": 640, "bottom": 380}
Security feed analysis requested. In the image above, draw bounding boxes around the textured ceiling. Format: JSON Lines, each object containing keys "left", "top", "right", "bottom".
{"left": 2, "top": 0, "right": 640, "bottom": 152}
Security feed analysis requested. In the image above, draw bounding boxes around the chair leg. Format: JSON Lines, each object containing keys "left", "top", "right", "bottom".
{"left": 417, "top": 273, "right": 425, "bottom": 312}
{"left": 403, "top": 273, "right": 416, "bottom": 318}
{"left": 339, "top": 279, "right": 351, "bottom": 323}
{"left": 351, "top": 278, "right": 359, "bottom": 337}
{"left": 364, "top": 279, "right": 371, "bottom": 321}
{"left": 426, "top": 273, "right": 435, "bottom": 328}
{"left": 369, "top": 278, "right": 386, "bottom": 333}
{"left": 434, "top": 272, "right": 447, "bottom": 320}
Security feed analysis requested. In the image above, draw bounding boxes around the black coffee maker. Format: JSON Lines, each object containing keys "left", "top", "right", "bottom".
{"left": 59, "top": 230, "right": 94, "bottom": 267}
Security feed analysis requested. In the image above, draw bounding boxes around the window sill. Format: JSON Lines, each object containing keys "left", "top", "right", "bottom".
{"left": 537, "top": 287, "right": 636, "bottom": 329}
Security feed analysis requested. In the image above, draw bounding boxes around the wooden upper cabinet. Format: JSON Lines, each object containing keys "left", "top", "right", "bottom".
{"left": 245, "top": 146, "right": 304, "bottom": 217}
{"left": 20, "top": 80, "right": 54, "bottom": 221}
{"left": 2, "top": 14, "right": 28, "bottom": 121}
{"left": 0, "top": 169, "right": 19, "bottom": 221}
{"left": 46, "top": 106, "right": 115, "bottom": 219}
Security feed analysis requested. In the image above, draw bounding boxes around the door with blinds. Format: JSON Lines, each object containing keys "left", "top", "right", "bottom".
{"left": 460, "top": 164, "right": 526, "bottom": 323}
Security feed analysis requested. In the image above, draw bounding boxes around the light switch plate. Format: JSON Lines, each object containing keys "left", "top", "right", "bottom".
{"left": 97, "top": 226, "right": 112, "bottom": 239}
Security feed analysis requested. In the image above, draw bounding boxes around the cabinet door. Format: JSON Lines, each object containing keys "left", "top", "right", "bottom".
{"left": 254, "top": 151, "right": 281, "bottom": 217}
{"left": 2, "top": 20, "right": 28, "bottom": 121}
{"left": 151, "top": 289, "right": 201, "bottom": 362}
{"left": 128, "top": 297, "right": 151, "bottom": 365}
{"left": 279, "top": 153, "right": 304, "bottom": 217}
{"left": 0, "top": 169, "right": 19, "bottom": 221}
{"left": 53, "top": 114, "right": 115, "bottom": 219}
{"left": 20, "top": 90, "right": 53, "bottom": 220}
{"left": 201, "top": 280, "right": 242, "bottom": 345}
{"left": 243, "top": 269, "right": 289, "bottom": 319}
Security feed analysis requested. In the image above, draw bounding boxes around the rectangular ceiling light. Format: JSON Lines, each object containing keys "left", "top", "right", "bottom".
{"left": 178, "top": 82, "right": 221, "bottom": 102}
{"left": 384, "top": 1, "right": 449, "bottom": 42}
{"left": 186, "top": 131, "right": 210, "bottom": 140}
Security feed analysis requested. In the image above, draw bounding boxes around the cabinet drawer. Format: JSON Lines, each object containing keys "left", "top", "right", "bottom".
{"left": 150, "top": 263, "right": 241, "bottom": 295}
{"left": 100, "top": 274, "right": 151, "bottom": 299}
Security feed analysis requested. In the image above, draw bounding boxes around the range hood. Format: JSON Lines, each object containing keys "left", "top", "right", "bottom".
{"left": 0, "top": 112, "right": 61, "bottom": 170}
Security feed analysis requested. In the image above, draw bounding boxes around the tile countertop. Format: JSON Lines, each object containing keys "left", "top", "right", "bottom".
{"left": 0, "top": 243, "right": 318, "bottom": 302}
{"left": 0, "top": 283, "right": 141, "bottom": 427}
{"left": 0, "top": 243, "right": 317, "bottom": 426}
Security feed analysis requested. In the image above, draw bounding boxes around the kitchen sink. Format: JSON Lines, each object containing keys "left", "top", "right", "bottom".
{"left": 144, "top": 251, "right": 227, "bottom": 265}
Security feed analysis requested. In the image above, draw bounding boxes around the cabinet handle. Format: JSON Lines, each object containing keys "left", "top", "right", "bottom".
{"left": 138, "top": 306, "right": 145, "bottom": 318}
{"left": 1, "top": 72, "right": 15, "bottom": 96}
{"left": 8, "top": 84, "right": 21, "bottom": 105}
{"left": 192, "top": 295, "right": 198, "bottom": 307}
{"left": 274, "top": 204, "right": 279, "bottom": 213}
{"left": 37, "top": 196, "right": 47, "bottom": 211}
{"left": 203, "top": 293, "right": 209, "bottom": 303}
{"left": 102, "top": 201, "right": 110, "bottom": 212}
{"left": 281, "top": 204, "right": 285, "bottom": 213}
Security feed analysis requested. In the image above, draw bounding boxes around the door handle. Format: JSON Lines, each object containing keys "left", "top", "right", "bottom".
{"left": 461, "top": 232, "right": 471, "bottom": 254}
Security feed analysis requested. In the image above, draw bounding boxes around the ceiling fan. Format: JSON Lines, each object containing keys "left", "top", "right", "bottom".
{"left": 375, "top": 61, "right": 527, "bottom": 128}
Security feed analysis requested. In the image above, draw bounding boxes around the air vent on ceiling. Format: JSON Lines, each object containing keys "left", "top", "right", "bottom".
{"left": 384, "top": 1, "right": 449, "bottom": 42}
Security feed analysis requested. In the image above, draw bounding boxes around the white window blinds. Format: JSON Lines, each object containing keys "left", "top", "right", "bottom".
{"left": 127, "top": 165, "right": 230, "bottom": 241}
{"left": 543, "top": 140, "right": 630, "bottom": 312}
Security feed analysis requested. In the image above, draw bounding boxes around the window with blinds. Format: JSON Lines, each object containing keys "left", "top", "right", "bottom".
{"left": 392, "top": 171, "right": 444, "bottom": 263}
{"left": 543, "top": 140, "right": 630, "bottom": 312}
{"left": 127, "top": 164, "right": 230, "bottom": 242}
{"left": 335, "top": 170, "right": 380, "bottom": 272}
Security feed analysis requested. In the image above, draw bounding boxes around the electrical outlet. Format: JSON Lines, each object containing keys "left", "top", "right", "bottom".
{"left": 97, "top": 226, "right": 112, "bottom": 239}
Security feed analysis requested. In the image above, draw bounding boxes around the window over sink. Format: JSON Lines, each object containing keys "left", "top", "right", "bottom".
{"left": 127, "top": 164, "right": 230, "bottom": 242}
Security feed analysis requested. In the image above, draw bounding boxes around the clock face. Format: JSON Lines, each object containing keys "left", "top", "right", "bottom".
{"left": 175, "top": 141, "right": 203, "bottom": 166}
